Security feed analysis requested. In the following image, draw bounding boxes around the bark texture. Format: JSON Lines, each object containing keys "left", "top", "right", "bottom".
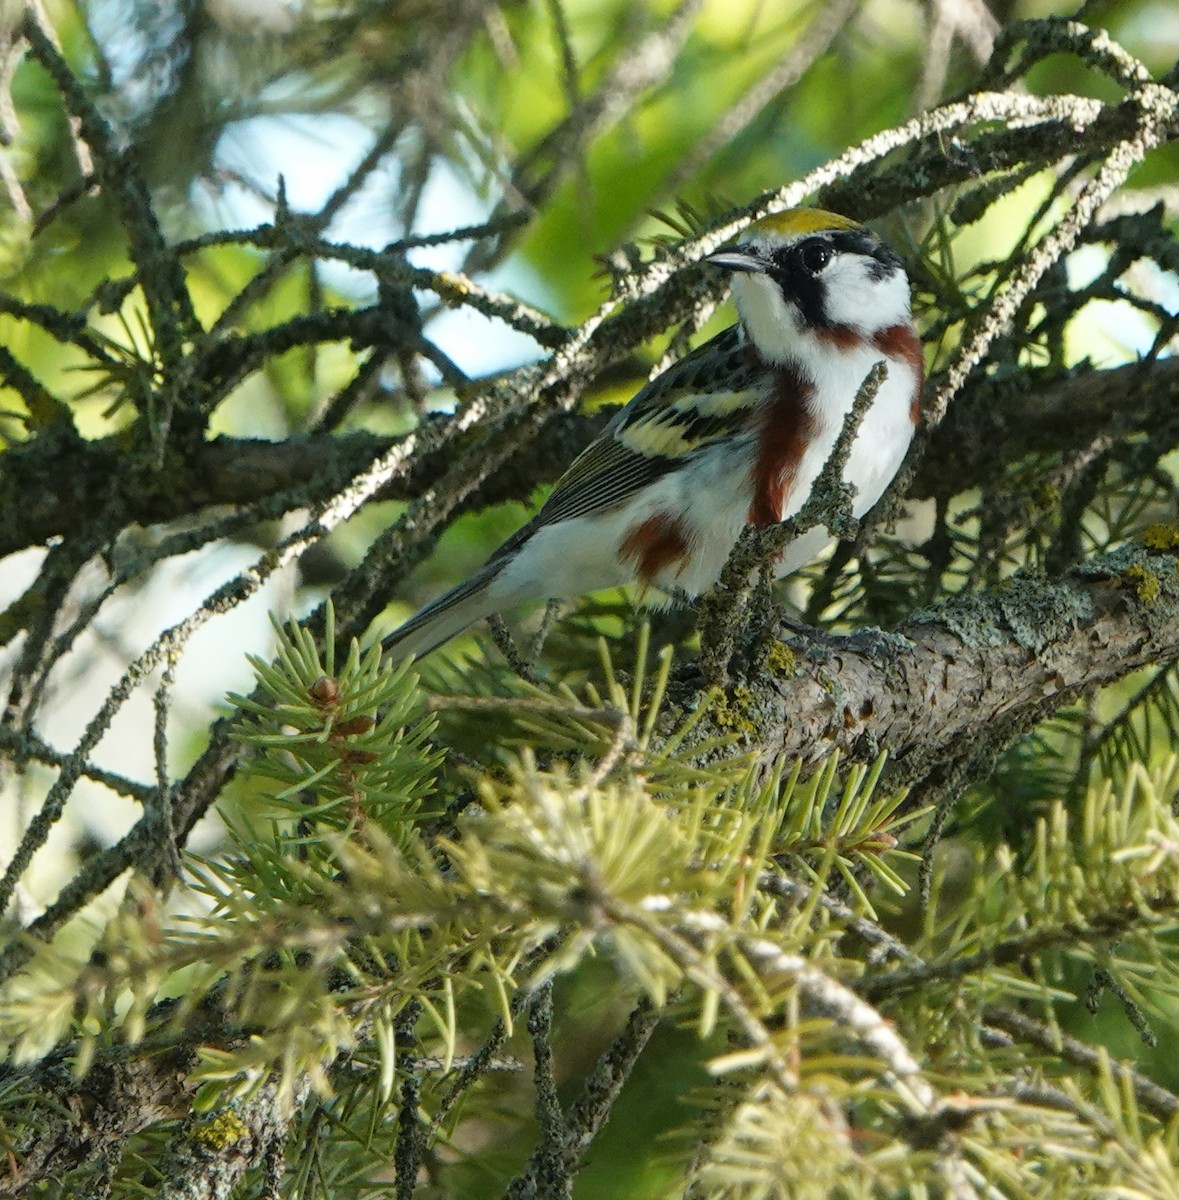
{"left": 690, "top": 540, "right": 1179, "bottom": 789}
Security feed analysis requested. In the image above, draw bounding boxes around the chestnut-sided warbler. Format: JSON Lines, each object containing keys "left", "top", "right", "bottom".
{"left": 383, "top": 208, "right": 922, "bottom": 660}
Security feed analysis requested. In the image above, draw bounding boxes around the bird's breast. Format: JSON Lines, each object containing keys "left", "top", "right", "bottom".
{"left": 752, "top": 331, "right": 921, "bottom": 527}
{"left": 871, "top": 323, "right": 924, "bottom": 425}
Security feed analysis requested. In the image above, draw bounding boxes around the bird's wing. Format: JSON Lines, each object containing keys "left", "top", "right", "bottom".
{"left": 530, "top": 326, "right": 766, "bottom": 530}
{"left": 386, "top": 329, "right": 767, "bottom": 656}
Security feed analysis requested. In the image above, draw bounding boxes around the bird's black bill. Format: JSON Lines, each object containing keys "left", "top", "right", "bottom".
{"left": 705, "top": 245, "right": 767, "bottom": 273}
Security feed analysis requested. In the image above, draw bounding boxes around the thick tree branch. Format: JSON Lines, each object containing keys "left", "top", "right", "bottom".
{"left": 153, "top": 1077, "right": 312, "bottom": 1200}
{"left": 4, "top": 358, "right": 1178, "bottom": 562}
{"left": 0, "top": 1023, "right": 201, "bottom": 1195}
{"left": 0, "top": 1028, "right": 310, "bottom": 1200}
{"left": 0, "top": 418, "right": 609, "bottom": 562}
{"left": 687, "top": 539, "right": 1179, "bottom": 788}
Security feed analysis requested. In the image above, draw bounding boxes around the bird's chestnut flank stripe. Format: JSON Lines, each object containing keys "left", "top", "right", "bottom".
{"left": 382, "top": 206, "right": 921, "bottom": 660}
{"left": 749, "top": 364, "right": 816, "bottom": 529}
{"left": 619, "top": 512, "right": 693, "bottom": 583}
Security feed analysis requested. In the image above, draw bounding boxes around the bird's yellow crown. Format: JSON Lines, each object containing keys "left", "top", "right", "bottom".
{"left": 745, "top": 207, "right": 860, "bottom": 239}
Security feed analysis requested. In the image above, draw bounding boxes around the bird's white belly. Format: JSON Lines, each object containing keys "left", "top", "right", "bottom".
{"left": 490, "top": 348, "right": 915, "bottom": 605}
{"left": 488, "top": 438, "right": 754, "bottom": 603}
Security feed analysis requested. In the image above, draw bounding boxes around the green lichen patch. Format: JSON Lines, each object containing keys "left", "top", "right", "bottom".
{"left": 193, "top": 1110, "right": 249, "bottom": 1151}
{"left": 1142, "top": 523, "right": 1179, "bottom": 552}
{"left": 1122, "top": 562, "right": 1161, "bottom": 607}
{"left": 712, "top": 686, "right": 757, "bottom": 735}
{"left": 1090, "top": 544, "right": 1179, "bottom": 615}
{"left": 765, "top": 641, "right": 797, "bottom": 676}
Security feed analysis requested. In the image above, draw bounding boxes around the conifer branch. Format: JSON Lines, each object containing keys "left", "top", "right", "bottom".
{"left": 984, "top": 1006, "right": 1179, "bottom": 1122}
{"left": 693, "top": 539, "right": 1179, "bottom": 791}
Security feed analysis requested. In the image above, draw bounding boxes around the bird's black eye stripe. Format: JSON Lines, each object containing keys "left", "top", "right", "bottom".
{"left": 767, "top": 229, "right": 903, "bottom": 286}
{"left": 764, "top": 239, "right": 830, "bottom": 327}
{"left": 829, "top": 228, "right": 904, "bottom": 277}
{"left": 760, "top": 226, "right": 906, "bottom": 329}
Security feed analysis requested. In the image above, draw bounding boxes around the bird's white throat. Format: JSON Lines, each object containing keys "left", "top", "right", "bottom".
{"left": 729, "top": 273, "right": 808, "bottom": 364}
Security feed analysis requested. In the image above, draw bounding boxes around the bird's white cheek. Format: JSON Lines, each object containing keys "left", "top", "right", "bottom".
{"left": 730, "top": 275, "right": 804, "bottom": 363}
{"left": 823, "top": 260, "right": 911, "bottom": 330}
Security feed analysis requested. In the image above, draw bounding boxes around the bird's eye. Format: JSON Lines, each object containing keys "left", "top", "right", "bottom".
{"left": 799, "top": 241, "right": 832, "bottom": 274}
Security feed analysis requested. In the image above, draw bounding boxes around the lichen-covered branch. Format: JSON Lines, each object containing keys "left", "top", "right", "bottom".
{"left": 691, "top": 538, "right": 1179, "bottom": 789}
{"left": 4, "top": 355, "right": 1177, "bottom": 566}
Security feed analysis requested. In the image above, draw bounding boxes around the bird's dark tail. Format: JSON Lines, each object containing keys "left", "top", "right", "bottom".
{"left": 380, "top": 566, "right": 507, "bottom": 661}
{"left": 381, "top": 519, "right": 543, "bottom": 660}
